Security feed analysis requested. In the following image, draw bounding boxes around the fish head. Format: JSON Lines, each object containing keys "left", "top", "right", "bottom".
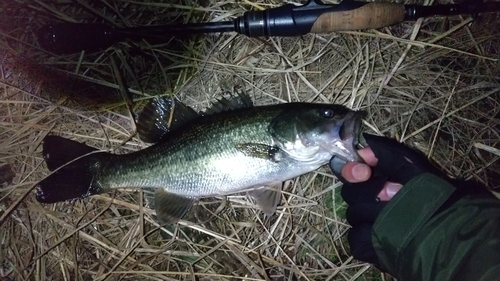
{"left": 270, "top": 104, "right": 365, "bottom": 165}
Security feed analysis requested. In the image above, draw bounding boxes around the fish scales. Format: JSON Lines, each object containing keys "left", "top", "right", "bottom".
{"left": 99, "top": 105, "right": 306, "bottom": 197}
{"left": 35, "top": 95, "right": 364, "bottom": 223}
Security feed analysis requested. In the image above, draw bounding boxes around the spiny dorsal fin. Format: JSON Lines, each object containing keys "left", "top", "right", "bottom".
{"left": 137, "top": 97, "right": 198, "bottom": 144}
{"left": 154, "top": 188, "right": 197, "bottom": 224}
{"left": 202, "top": 91, "right": 253, "bottom": 116}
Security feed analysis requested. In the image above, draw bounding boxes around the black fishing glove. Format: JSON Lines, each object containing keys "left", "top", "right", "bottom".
{"left": 331, "top": 133, "right": 439, "bottom": 265}
{"left": 330, "top": 133, "right": 491, "bottom": 266}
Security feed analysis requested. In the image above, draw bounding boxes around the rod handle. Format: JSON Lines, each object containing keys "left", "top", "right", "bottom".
{"left": 37, "top": 23, "right": 119, "bottom": 55}
{"left": 310, "top": 2, "right": 405, "bottom": 33}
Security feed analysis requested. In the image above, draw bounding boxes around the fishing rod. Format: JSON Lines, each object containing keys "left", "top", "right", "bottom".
{"left": 37, "top": 0, "right": 500, "bottom": 55}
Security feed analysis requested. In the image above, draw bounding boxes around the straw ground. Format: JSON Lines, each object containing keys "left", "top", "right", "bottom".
{"left": 1, "top": 0, "right": 499, "bottom": 280}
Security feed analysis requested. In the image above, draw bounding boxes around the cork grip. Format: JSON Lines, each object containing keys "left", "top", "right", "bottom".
{"left": 310, "top": 2, "right": 406, "bottom": 33}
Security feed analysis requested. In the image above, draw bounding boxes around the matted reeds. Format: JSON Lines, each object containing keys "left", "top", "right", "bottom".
{"left": 1, "top": 0, "right": 499, "bottom": 280}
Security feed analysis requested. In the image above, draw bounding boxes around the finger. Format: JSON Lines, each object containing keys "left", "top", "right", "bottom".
{"left": 339, "top": 147, "right": 377, "bottom": 183}
{"left": 376, "top": 182, "right": 403, "bottom": 201}
{"left": 331, "top": 148, "right": 376, "bottom": 183}
{"left": 362, "top": 134, "right": 437, "bottom": 184}
{"left": 341, "top": 174, "right": 388, "bottom": 205}
{"left": 341, "top": 162, "right": 372, "bottom": 183}
{"left": 357, "top": 147, "right": 378, "bottom": 166}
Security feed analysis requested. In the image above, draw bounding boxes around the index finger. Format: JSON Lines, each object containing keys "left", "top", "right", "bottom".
{"left": 358, "top": 147, "right": 378, "bottom": 166}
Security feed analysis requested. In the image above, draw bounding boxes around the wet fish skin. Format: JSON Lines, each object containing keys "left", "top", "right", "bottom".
{"left": 36, "top": 101, "right": 363, "bottom": 223}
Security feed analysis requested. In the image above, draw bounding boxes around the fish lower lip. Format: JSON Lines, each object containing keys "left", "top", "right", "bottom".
{"left": 342, "top": 111, "right": 365, "bottom": 161}
{"left": 352, "top": 115, "right": 361, "bottom": 148}
{"left": 352, "top": 111, "right": 366, "bottom": 149}
{"left": 338, "top": 122, "right": 347, "bottom": 141}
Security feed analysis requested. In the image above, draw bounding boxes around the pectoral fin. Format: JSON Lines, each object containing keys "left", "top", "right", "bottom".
{"left": 249, "top": 183, "right": 283, "bottom": 216}
{"left": 236, "top": 143, "right": 282, "bottom": 162}
{"left": 153, "top": 188, "right": 197, "bottom": 224}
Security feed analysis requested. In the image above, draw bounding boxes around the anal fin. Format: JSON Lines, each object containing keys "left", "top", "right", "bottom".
{"left": 154, "top": 188, "right": 197, "bottom": 224}
{"left": 249, "top": 183, "right": 283, "bottom": 216}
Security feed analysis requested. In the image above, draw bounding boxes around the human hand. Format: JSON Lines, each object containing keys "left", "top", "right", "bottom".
{"left": 330, "top": 133, "right": 447, "bottom": 265}
{"left": 337, "top": 147, "right": 402, "bottom": 201}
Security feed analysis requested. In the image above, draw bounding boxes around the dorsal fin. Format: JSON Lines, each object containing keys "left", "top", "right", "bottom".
{"left": 137, "top": 92, "right": 253, "bottom": 143}
{"left": 202, "top": 91, "right": 253, "bottom": 116}
{"left": 136, "top": 97, "right": 198, "bottom": 143}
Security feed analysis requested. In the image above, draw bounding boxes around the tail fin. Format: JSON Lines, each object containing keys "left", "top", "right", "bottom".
{"left": 43, "top": 135, "right": 98, "bottom": 171}
{"left": 36, "top": 136, "right": 107, "bottom": 203}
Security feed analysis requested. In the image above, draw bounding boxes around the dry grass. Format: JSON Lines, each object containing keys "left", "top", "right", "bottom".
{"left": 1, "top": 0, "right": 499, "bottom": 280}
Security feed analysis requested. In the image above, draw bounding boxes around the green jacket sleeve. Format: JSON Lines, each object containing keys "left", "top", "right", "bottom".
{"left": 372, "top": 173, "right": 500, "bottom": 281}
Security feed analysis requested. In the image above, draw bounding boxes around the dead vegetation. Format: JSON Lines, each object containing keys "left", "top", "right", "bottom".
{"left": 1, "top": 0, "right": 499, "bottom": 280}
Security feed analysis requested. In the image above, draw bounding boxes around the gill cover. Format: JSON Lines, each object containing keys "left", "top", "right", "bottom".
{"left": 268, "top": 104, "right": 355, "bottom": 162}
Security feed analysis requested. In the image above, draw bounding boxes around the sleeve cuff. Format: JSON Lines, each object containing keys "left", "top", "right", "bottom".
{"left": 371, "top": 173, "right": 456, "bottom": 273}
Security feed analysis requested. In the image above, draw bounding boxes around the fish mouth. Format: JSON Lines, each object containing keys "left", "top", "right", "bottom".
{"left": 336, "top": 110, "right": 365, "bottom": 162}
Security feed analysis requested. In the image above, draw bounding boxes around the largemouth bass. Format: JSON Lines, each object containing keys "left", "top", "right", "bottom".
{"left": 36, "top": 94, "right": 364, "bottom": 223}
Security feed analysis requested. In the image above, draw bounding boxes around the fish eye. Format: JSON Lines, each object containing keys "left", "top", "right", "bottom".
{"left": 321, "top": 108, "right": 334, "bottom": 118}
